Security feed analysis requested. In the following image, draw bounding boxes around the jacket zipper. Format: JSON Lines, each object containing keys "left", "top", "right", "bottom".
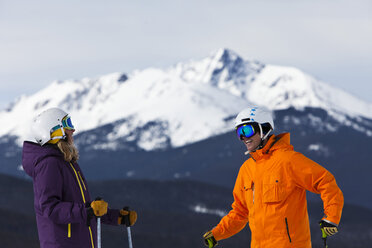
{"left": 89, "top": 227, "right": 95, "bottom": 248}
{"left": 69, "top": 163, "right": 95, "bottom": 248}
{"left": 69, "top": 163, "right": 86, "bottom": 203}
{"left": 252, "top": 183, "right": 255, "bottom": 205}
{"left": 78, "top": 171, "right": 87, "bottom": 191}
{"left": 285, "top": 217, "right": 292, "bottom": 243}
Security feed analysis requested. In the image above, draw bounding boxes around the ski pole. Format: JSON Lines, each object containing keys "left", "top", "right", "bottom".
{"left": 126, "top": 225, "right": 133, "bottom": 248}
{"left": 123, "top": 206, "right": 133, "bottom": 248}
{"left": 96, "top": 197, "right": 102, "bottom": 248}
{"left": 97, "top": 216, "right": 101, "bottom": 248}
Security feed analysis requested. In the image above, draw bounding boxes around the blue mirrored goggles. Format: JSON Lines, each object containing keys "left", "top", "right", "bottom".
{"left": 236, "top": 123, "right": 258, "bottom": 140}
{"left": 61, "top": 115, "right": 75, "bottom": 130}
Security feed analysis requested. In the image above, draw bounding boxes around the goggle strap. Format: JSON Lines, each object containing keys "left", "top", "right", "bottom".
{"left": 50, "top": 135, "right": 65, "bottom": 140}
{"left": 261, "top": 128, "right": 272, "bottom": 141}
{"left": 50, "top": 126, "right": 66, "bottom": 141}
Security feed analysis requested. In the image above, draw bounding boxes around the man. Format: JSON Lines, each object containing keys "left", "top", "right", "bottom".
{"left": 22, "top": 107, "right": 137, "bottom": 248}
{"left": 203, "top": 106, "right": 343, "bottom": 248}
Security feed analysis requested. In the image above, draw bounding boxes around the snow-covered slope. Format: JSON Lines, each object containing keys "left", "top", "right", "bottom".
{"left": 1, "top": 48, "right": 371, "bottom": 150}
{"left": 0, "top": 63, "right": 249, "bottom": 150}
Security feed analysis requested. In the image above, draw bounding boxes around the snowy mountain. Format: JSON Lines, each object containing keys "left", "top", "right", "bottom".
{"left": 1, "top": 48, "right": 371, "bottom": 152}
{"left": 172, "top": 49, "right": 372, "bottom": 118}
{"left": 1, "top": 48, "right": 372, "bottom": 210}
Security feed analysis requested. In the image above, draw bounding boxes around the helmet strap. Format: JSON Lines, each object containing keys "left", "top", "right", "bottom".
{"left": 244, "top": 125, "right": 273, "bottom": 155}
{"left": 258, "top": 123, "right": 263, "bottom": 139}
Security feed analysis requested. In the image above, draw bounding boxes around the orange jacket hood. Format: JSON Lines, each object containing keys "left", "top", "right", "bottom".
{"left": 250, "top": 133, "right": 292, "bottom": 161}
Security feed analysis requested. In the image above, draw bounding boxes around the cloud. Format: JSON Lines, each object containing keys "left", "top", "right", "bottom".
{"left": 0, "top": 0, "right": 371, "bottom": 109}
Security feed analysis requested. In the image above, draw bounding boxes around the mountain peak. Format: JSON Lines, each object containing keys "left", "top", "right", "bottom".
{"left": 207, "top": 48, "right": 251, "bottom": 86}
{"left": 211, "top": 48, "right": 242, "bottom": 63}
{"left": 173, "top": 48, "right": 263, "bottom": 92}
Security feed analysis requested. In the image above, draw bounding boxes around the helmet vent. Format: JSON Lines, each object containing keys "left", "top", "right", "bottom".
{"left": 241, "top": 118, "right": 251, "bottom": 122}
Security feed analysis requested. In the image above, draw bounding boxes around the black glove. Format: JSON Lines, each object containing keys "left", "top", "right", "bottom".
{"left": 203, "top": 231, "right": 218, "bottom": 248}
{"left": 85, "top": 198, "right": 108, "bottom": 226}
{"left": 118, "top": 207, "right": 137, "bottom": 226}
{"left": 319, "top": 220, "right": 339, "bottom": 237}
{"left": 86, "top": 202, "right": 94, "bottom": 226}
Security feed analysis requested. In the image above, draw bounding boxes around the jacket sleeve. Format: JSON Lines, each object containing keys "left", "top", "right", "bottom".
{"left": 34, "top": 158, "right": 87, "bottom": 224}
{"left": 212, "top": 165, "right": 249, "bottom": 241}
{"left": 289, "top": 152, "right": 344, "bottom": 225}
{"left": 101, "top": 208, "right": 120, "bottom": 225}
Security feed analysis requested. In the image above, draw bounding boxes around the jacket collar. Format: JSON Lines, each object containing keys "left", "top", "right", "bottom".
{"left": 250, "top": 133, "right": 292, "bottom": 161}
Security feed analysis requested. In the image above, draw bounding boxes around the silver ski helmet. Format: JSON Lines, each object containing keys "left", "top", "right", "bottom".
{"left": 32, "top": 108, "right": 74, "bottom": 145}
{"left": 234, "top": 106, "right": 274, "bottom": 140}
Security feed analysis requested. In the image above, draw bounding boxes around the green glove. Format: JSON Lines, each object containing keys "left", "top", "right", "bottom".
{"left": 203, "top": 231, "right": 218, "bottom": 248}
{"left": 320, "top": 220, "right": 338, "bottom": 237}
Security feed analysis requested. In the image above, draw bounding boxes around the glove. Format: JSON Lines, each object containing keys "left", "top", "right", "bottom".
{"left": 118, "top": 207, "right": 137, "bottom": 226}
{"left": 90, "top": 199, "right": 108, "bottom": 217}
{"left": 319, "top": 220, "right": 338, "bottom": 237}
{"left": 203, "top": 230, "right": 218, "bottom": 248}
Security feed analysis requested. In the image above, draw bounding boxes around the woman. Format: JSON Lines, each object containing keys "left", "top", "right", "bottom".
{"left": 22, "top": 107, "right": 136, "bottom": 248}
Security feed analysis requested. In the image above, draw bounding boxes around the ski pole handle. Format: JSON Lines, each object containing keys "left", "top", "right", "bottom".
{"left": 86, "top": 197, "right": 103, "bottom": 227}
{"left": 123, "top": 206, "right": 130, "bottom": 227}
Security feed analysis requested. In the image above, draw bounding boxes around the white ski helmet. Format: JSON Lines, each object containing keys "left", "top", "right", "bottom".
{"left": 32, "top": 108, "right": 69, "bottom": 145}
{"left": 234, "top": 106, "right": 274, "bottom": 140}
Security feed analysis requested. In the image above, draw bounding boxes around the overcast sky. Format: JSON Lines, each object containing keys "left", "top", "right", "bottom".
{"left": 1, "top": 0, "right": 371, "bottom": 110}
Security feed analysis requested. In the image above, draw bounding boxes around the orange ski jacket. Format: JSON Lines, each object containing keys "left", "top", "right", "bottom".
{"left": 211, "top": 133, "right": 344, "bottom": 248}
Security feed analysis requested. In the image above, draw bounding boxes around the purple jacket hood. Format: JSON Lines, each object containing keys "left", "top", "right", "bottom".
{"left": 22, "top": 141, "right": 63, "bottom": 178}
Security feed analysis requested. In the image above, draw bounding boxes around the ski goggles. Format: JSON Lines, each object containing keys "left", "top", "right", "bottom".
{"left": 236, "top": 123, "right": 258, "bottom": 140}
{"left": 61, "top": 115, "right": 75, "bottom": 130}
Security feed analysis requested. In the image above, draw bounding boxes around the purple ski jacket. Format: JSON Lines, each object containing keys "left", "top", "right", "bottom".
{"left": 22, "top": 141, "right": 120, "bottom": 248}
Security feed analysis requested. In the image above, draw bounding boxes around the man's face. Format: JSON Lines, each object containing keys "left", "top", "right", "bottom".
{"left": 241, "top": 132, "right": 261, "bottom": 152}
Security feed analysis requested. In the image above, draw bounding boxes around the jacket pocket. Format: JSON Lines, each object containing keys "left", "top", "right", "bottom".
{"left": 243, "top": 180, "right": 254, "bottom": 206}
{"left": 263, "top": 176, "right": 286, "bottom": 203}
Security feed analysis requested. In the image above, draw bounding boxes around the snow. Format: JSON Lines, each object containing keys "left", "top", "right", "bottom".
{"left": 173, "top": 172, "right": 191, "bottom": 179}
{"left": 1, "top": 48, "right": 371, "bottom": 150}
{"left": 308, "top": 144, "right": 321, "bottom": 151}
{"left": 307, "top": 143, "right": 330, "bottom": 157}
{"left": 126, "top": 171, "right": 135, "bottom": 177}
{"left": 191, "top": 204, "right": 227, "bottom": 217}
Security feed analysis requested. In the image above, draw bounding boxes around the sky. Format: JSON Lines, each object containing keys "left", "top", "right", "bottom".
{"left": 0, "top": 0, "right": 371, "bottom": 110}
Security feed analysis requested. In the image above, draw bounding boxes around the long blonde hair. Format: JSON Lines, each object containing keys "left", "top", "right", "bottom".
{"left": 57, "top": 139, "right": 79, "bottom": 162}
